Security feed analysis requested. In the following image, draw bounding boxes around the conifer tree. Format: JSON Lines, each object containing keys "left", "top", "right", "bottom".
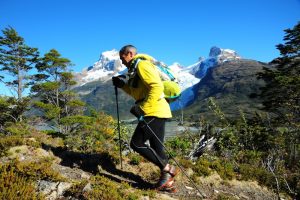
{"left": 0, "top": 26, "right": 39, "bottom": 99}
{"left": 260, "top": 21, "right": 300, "bottom": 125}
{"left": 0, "top": 26, "right": 39, "bottom": 122}
{"left": 259, "top": 21, "right": 300, "bottom": 172}
{"left": 31, "top": 49, "right": 85, "bottom": 133}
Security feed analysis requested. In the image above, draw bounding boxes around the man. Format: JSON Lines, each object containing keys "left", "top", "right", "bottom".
{"left": 112, "top": 45, "right": 179, "bottom": 191}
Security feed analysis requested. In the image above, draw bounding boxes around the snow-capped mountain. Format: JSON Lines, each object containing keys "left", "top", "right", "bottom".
{"left": 73, "top": 46, "right": 241, "bottom": 110}
{"left": 169, "top": 46, "right": 241, "bottom": 110}
{"left": 74, "top": 49, "right": 125, "bottom": 85}
{"left": 166, "top": 63, "right": 201, "bottom": 110}
{"left": 183, "top": 46, "right": 242, "bottom": 79}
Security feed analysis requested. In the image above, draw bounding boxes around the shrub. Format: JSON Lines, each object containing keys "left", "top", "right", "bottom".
{"left": 237, "top": 163, "right": 257, "bottom": 181}
{"left": 13, "top": 158, "right": 65, "bottom": 182}
{"left": 0, "top": 163, "right": 44, "bottom": 200}
{"left": 165, "top": 134, "right": 192, "bottom": 157}
{"left": 210, "top": 159, "right": 235, "bottom": 180}
{"left": 84, "top": 175, "right": 142, "bottom": 200}
{"left": 4, "top": 122, "right": 34, "bottom": 136}
{"left": 0, "top": 158, "right": 64, "bottom": 182}
{"left": 238, "top": 163, "right": 274, "bottom": 187}
{"left": 215, "top": 128, "right": 238, "bottom": 157}
{"left": 129, "top": 153, "right": 142, "bottom": 165}
{"left": 0, "top": 135, "right": 41, "bottom": 156}
{"left": 178, "top": 157, "right": 193, "bottom": 168}
{"left": 63, "top": 112, "right": 117, "bottom": 153}
{"left": 235, "top": 150, "right": 263, "bottom": 165}
{"left": 193, "top": 157, "right": 211, "bottom": 177}
{"left": 0, "top": 136, "right": 24, "bottom": 155}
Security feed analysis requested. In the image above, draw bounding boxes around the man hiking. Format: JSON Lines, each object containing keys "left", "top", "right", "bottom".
{"left": 112, "top": 45, "right": 179, "bottom": 191}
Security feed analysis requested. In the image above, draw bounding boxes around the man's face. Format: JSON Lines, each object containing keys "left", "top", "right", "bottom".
{"left": 120, "top": 52, "right": 134, "bottom": 68}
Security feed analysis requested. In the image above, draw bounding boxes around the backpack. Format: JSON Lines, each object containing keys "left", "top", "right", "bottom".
{"left": 154, "top": 61, "right": 181, "bottom": 102}
{"left": 128, "top": 55, "right": 181, "bottom": 102}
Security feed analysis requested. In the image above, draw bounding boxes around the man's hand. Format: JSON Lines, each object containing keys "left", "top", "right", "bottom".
{"left": 112, "top": 75, "right": 126, "bottom": 88}
{"left": 130, "top": 105, "right": 144, "bottom": 121}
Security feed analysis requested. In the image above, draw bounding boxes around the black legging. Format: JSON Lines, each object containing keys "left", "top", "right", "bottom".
{"left": 130, "top": 117, "right": 168, "bottom": 170}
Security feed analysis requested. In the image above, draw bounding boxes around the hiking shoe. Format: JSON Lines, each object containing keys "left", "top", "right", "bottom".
{"left": 158, "top": 182, "right": 177, "bottom": 193}
{"left": 168, "top": 165, "right": 180, "bottom": 177}
{"left": 156, "top": 171, "right": 174, "bottom": 191}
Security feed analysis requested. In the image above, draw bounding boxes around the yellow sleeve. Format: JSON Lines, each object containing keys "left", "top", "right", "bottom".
{"left": 137, "top": 60, "right": 164, "bottom": 111}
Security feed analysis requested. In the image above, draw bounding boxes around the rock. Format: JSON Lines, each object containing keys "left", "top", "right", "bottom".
{"left": 82, "top": 182, "right": 92, "bottom": 192}
{"left": 51, "top": 163, "right": 91, "bottom": 181}
{"left": 140, "top": 196, "right": 150, "bottom": 200}
{"left": 37, "top": 180, "right": 72, "bottom": 200}
{"left": 156, "top": 193, "right": 178, "bottom": 200}
{"left": 185, "top": 185, "right": 194, "bottom": 190}
{"left": 239, "top": 193, "right": 250, "bottom": 200}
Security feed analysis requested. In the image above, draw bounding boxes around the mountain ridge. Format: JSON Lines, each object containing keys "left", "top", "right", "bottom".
{"left": 72, "top": 47, "right": 268, "bottom": 120}
{"left": 181, "top": 59, "right": 268, "bottom": 121}
{"left": 73, "top": 46, "right": 241, "bottom": 109}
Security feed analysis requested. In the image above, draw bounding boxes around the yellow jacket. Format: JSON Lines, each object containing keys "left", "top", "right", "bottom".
{"left": 122, "top": 54, "right": 172, "bottom": 118}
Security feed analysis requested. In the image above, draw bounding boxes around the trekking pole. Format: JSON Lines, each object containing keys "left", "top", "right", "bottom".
{"left": 114, "top": 86, "right": 123, "bottom": 169}
{"left": 141, "top": 119, "right": 205, "bottom": 198}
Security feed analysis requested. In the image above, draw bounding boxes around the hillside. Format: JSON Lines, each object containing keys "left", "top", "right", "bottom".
{"left": 1, "top": 20, "right": 299, "bottom": 200}
{"left": 71, "top": 47, "right": 246, "bottom": 119}
{"left": 73, "top": 80, "right": 134, "bottom": 119}
{"left": 0, "top": 129, "right": 282, "bottom": 200}
{"left": 75, "top": 59, "right": 271, "bottom": 121}
{"left": 180, "top": 59, "right": 269, "bottom": 121}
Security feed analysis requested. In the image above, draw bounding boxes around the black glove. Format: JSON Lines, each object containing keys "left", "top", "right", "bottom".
{"left": 130, "top": 105, "right": 145, "bottom": 121}
{"left": 112, "top": 75, "right": 126, "bottom": 88}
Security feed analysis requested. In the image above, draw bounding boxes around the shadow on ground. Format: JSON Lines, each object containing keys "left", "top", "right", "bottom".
{"left": 42, "top": 143, "right": 153, "bottom": 190}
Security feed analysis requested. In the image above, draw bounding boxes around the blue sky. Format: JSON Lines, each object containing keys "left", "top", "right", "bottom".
{"left": 1, "top": 0, "right": 300, "bottom": 74}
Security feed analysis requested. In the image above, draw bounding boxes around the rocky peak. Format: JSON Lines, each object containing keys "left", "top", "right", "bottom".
{"left": 73, "top": 49, "right": 124, "bottom": 86}
{"left": 209, "top": 46, "right": 241, "bottom": 63}
{"left": 93, "top": 49, "right": 120, "bottom": 71}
